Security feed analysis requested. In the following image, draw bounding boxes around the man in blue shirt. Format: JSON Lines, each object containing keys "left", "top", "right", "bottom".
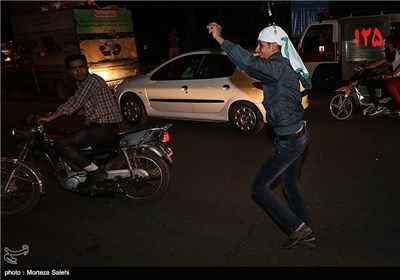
{"left": 207, "top": 22, "right": 315, "bottom": 249}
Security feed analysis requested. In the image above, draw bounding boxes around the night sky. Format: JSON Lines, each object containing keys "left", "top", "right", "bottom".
{"left": 2, "top": 1, "right": 399, "bottom": 59}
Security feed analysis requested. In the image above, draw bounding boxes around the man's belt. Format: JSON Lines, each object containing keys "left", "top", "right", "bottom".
{"left": 277, "top": 125, "right": 306, "bottom": 141}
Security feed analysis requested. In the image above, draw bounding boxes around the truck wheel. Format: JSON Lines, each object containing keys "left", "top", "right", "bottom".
{"left": 314, "top": 66, "right": 339, "bottom": 91}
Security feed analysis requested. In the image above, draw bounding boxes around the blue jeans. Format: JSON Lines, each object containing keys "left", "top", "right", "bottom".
{"left": 251, "top": 126, "right": 311, "bottom": 235}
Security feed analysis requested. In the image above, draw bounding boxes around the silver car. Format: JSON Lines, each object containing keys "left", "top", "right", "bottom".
{"left": 114, "top": 50, "right": 308, "bottom": 135}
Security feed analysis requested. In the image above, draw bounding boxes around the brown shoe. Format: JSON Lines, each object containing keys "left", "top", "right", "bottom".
{"left": 282, "top": 224, "right": 313, "bottom": 249}
{"left": 290, "top": 235, "right": 317, "bottom": 250}
{"left": 297, "top": 237, "right": 316, "bottom": 249}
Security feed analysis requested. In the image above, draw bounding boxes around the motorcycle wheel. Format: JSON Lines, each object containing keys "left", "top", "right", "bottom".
{"left": 1, "top": 158, "right": 42, "bottom": 219}
{"left": 113, "top": 149, "right": 171, "bottom": 204}
{"left": 329, "top": 92, "right": 354, "bottom": 120}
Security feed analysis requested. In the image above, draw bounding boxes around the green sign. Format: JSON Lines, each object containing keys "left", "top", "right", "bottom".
{"left": 74, "top": 9, "right": 133, "bottom": 34}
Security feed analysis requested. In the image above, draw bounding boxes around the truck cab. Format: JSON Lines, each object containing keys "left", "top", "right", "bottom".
{"left": 298, "top": 14, "right": 400, "bottom": 91}
{"left": 297, "top": 20, "right": 340, "bottom": 90}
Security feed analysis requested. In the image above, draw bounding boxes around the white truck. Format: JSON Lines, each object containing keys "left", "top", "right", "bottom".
{"left": 297, "top": 13, "right": 400, "bottom": 90}
{"left": 6, "top": 7, "right": 139, "bottom": 100}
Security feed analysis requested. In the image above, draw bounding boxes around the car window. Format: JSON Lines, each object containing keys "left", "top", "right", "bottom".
{"left": 199, "top": 54, "right": 236, "bottom": 79}
{"left": 151, "top": 54, "right": 204, "bottom": 81}
{"left": 301, "top": 24, "right": 333, "bottom": 53}
{"left": 304, "top": 24, "right": 332, "bottom": 42}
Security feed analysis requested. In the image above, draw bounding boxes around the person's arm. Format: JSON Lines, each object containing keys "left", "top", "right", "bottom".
{"left": 355, "top": 58, "right": 387, "bottom": 72}
{"left": 383, "top": 64, "right": 400, "bottom": 80}
{"left": 365, "top": 58, "right": 387, "bottom": 70}
{"left": 393, "top": 63, "right": 400, "bottom": 78}
{"left": 38, "top": 77, "right": 94, "bottom": 123}
{"left": 206, "top": 22, "right": 280, "bottom": 83}
{"left": 37, "top": 110, "right": 63, "bottom": 123}
{"left": 207, "top": 22, "right": 225, "bottom": 45}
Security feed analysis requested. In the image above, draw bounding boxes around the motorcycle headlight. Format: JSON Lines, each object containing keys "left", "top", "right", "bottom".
{"left": 12, "top": 127, "right": 29, "bottom": 142}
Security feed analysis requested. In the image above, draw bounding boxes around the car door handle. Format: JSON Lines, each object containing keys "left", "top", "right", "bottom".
{"left": 222, "top": 85, "right": 230, "bottom": 90}
{"left": 181, "top": 85, "right": 188, "bottom": 91}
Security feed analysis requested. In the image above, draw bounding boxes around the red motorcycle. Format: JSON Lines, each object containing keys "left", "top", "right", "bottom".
{"left": 329, "top": 69, "right": 400, "bottom": 121}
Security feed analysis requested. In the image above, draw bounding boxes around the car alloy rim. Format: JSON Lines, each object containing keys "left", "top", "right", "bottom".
{"left": 234, "top": 107, "right": 257, "bottom": 131}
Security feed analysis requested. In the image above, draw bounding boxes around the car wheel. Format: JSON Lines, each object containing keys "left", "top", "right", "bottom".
{"left": 230, "top": 102, "right": 264, "bottom": 136}
{"left": 120, "top": 95, "right": 148, "bottom": 125}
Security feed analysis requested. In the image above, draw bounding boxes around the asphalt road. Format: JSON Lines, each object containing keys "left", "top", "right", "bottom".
{"left": 1, "top": 90, "right": 399, "bottom": 278}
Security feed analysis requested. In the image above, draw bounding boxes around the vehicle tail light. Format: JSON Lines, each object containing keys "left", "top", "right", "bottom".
{"left": 160, "top": 131, "right": 170, "bottom": 143}
{"left": 252, "top": 81, "right": 263, "bottom": 90}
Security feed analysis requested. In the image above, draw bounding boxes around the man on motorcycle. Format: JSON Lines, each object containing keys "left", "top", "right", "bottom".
{"left": 383, "top": 66, "right": 400, "bottom": 111}
{"left": 382, "top": 35, "right": 400, "bottom": 111}
{"left": 37, "top": 54, "right": 122, "bottom": 192}
{"left": 355, "top": 35, "right": 399, "bottom": 116}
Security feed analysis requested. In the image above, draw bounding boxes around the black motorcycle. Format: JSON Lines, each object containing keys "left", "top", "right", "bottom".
{"left": 1, "top": 113, "right": 174, "bottom": 219}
